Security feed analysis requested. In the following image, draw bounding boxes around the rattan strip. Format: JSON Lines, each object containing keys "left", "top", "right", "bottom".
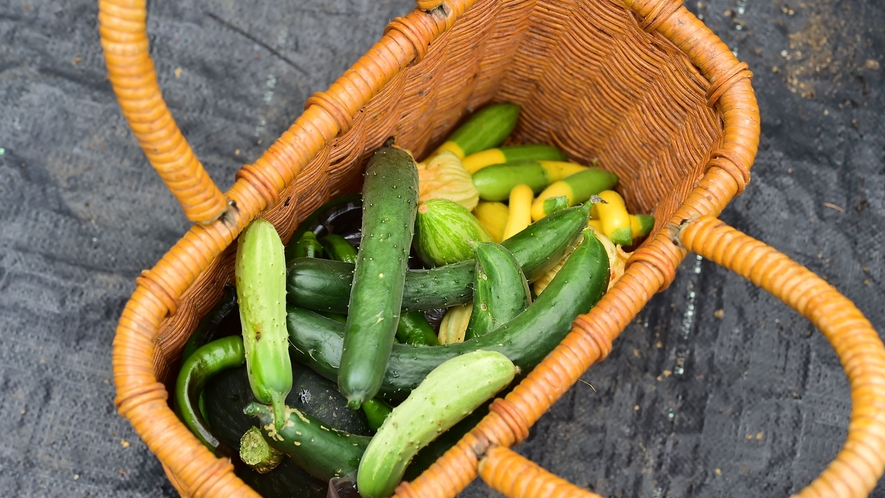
{"left": 98, "top": 0, "right": 228, "bottom": 224}
{"left": 680, "top": 217, "right": 885, "bottom": 497}
{"left": 478, "top": 446, "right": 603, "bottom": 497}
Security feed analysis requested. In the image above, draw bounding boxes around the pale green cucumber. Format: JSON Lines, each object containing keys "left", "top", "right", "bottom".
{"left": 414, "top": 198, "right": 493, "bottom": 267}
{"left": 356, "top": 350, "right": 517, "bottom": 498}
{"left": 235, "top": 218, "right": 292, "bottom": 430}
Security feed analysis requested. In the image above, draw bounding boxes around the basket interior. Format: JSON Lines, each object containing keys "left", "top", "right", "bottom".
{"left": 152, "top": 0, "right": 724, "bottom": 398}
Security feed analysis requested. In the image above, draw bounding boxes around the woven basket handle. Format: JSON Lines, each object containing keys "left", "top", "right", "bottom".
{"left": 676, "top": 216, "right": 885, "bottom": 497}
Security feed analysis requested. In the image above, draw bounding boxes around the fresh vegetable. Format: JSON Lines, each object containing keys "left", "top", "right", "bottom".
{"left": 437, "top": 303, "right": 472, "bottom": 345}
{"left": 320, "top": 233, "right": 358, "bottom": 263}
{"left": 286, "top": 204, "right": 591, "bottom": 314}
{"left": 180, "top": 284, "right": 239, "bottom": 362}
{"left": 591, "top": 189, "right": 633, "bottom": 246}
{"left": 414, "top": 198, "right": 493, "bottom": 267}
{"left": 236, "top": 218, "right": 293, "bottom": 430}
{"left": 416, "top": 151, "right": 479, "bottom": 211}
{"left": 541, "top": 195, "right": 570, "bottom": 217}
{"left": 471, "top": 160, "right": 587, "bottom": 201}
{"left": 466, "top": 241, "right": 531, "bottom": 339}
{"left": 174, "top": 335, "right": 246, "bottom": 457}
{"left": 361, "top": 398, "right": 393, "bottom": 432}
{"left": 530, "top": 167, "right": 619, "bottom": 221}
{"left": 430, "top": 103, "right": 520, "bottom": 159}
{"left": 290, "top": 231, "right": 324, "bottom": 259}
{"left": 461, "top": 144, "right": 569, "bottom": 174}
{"left": 502, "top": 184, "right": 534, "bottom": 240}
{"left": 472, "top": 201, "right": 509, "bottom": 243}
{"left": 395, "top": 311, "right": 441, "bottom": 346}
{"left": 244, "top": 402, "right": 372, "bottom": 482}
{"left": 356, "top": 351, "right": 518, "bottom": 498}
{"left": 286, "top": 193, "right": 362, "bottom": 265}
{"left": 239, "top": 426, "right": 283, "bottom": 474}
{"left": 286, "top": 228, "right": 609, "bottom": 400}
{"left": 339, "top": 146, "right": 419, "bottom": 409}
{"left": 631, "top": 213, "right": 655, "bottom": 241}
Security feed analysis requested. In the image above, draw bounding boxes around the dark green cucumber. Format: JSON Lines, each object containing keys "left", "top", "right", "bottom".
{"left": 465, "top": 241, "right": 531, "bottom": 340}
{"left": 319, "top": 233, "right": 358, "bottom": 263}
{"left": 339, "top": 146, "right": 419, "bottom": 408}
{"left": 286, "top": 203, "right": 592, "bottom": 314}
{"left": 244, "top": 402, "right": 372, "bottom": 482}
{"left": 203, "top": 363, "right": 370, "bottom": 497}
{"left": 287, "top": 229, "right": 609, "bottom": 400}
{"left": 395, "top": 310, "right": 441, "bottom": 346}
{"left": 431, "top": 103, "right": 521, "bottom": 159}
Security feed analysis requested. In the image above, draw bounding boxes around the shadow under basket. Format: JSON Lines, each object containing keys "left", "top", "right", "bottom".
{"left": 99, "top": 0, "right": 885, "bottom": 496}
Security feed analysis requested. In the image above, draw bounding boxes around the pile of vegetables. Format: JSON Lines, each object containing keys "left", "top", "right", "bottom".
{"left": 173, "top": 103, "right": 655, "bottom": 498}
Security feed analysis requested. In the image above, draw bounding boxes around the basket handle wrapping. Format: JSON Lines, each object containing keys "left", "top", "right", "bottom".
{"left": 398, "top": 216, "right": 885, "bottom": 498}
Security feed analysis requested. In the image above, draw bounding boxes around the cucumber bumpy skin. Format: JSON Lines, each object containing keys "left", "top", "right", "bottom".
{"left": 235, "top": 219, "right": 292, "bottom": 430}
{"left": 356, "top": 351, "right": 517, "bottom": 498}
{"left": 465, "top": 241, "right": 531, "bottom": 340}
{"left": 286, "top": 203, "right": 592, "bottom": 314}
{"left": 287, "top": 229, "right": 609, "bottom": 400}
{"left": 339, "top": 146, "right": 419, "bottom": 409}
{"left": 244, "top": 402, "right": 372, "bottom": 482}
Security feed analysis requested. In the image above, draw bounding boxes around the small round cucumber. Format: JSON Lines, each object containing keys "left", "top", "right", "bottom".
{"left": 414, "top": 198, "right": 493, "bottom": 267}
{"left": 356, "top": 351, "right": 517, "bottom": 498}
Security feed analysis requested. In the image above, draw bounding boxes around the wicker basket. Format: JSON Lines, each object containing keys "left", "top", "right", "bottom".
{"left": 99, "top": 0, "right": 885, "bottom": 496}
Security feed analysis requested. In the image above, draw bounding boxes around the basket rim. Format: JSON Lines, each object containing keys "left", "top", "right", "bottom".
{"left": 102, "top": 0, "right": 760, "bottom": 496}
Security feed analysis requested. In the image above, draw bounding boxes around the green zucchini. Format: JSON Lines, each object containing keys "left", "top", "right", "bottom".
{"left": 431, "top": 103, "right": 521, "bottom": 159}
{"left": 236, "top": 219, "right": 293, "bottom": 430}
{"left": 339, "top": 146, "right": 419, "bottom": 409}
{"left": 471, "top": 160, "right": 588, "bottom": 201}
{"left": 287, "top": 229, "right": 609, "bottom": 400}
{"left": 465, "top": 241, "right": 531, "bottom": 340}
{"left": 414, "top": 198, "right": 493, "bottom": 267}
{"left": 286, "top": 203, "right": 592, "bottom": 314}
{"left": 356, "top": 351, "right": 517, "bottom": 498}
{"left": 244, "top": 402, "right": 372, "bottom": 482}
{"left": 461, "top": 144, "right": 569, "bottom": 174}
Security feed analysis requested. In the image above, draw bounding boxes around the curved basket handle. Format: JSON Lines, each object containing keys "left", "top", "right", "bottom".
{"left": 98, "top": 0, "right": 229, "bottom": 224}
{"left": 677, "top": 216, "right": 885, "bottom": 497}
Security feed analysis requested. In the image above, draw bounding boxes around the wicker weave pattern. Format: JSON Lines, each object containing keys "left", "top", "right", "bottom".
{"left": 99, "top": 0, "right": 885, "bottom": 496}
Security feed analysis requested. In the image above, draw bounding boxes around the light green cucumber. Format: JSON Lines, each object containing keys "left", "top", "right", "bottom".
{"left": 235, "top": 218, "right": 292, "bottom": 430}
{"left": 414, "top": 198, "right": 493, "bottom": 267}
{"left": 356, "top": 350, "right": 518, "bottom": 498}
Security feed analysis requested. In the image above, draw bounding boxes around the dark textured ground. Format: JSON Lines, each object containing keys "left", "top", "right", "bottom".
{"left": 1, "top": 0, "right": 883, "bottom": 497}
